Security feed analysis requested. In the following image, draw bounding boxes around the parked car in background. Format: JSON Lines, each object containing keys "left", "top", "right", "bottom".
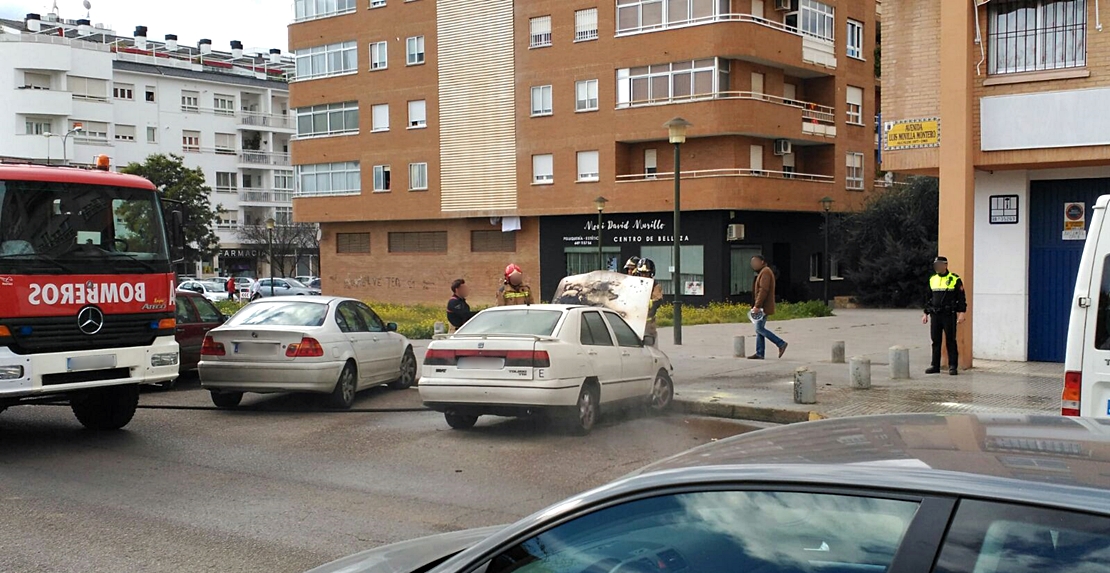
{"left": 295, "top": 276, "right": 318, "bottom": 285}
{"left": 178, "top": 280, "right": 230, "bottom": 302}
{"left": 305, "top": 413, "right": 1110, "bottom": 573}
{"left": 250, "top": 277, "right": 321, "bottom": 300}
{"left": 174, "top": 290, "right": 227, "bottom": 376}
{"left": 199, "top": 296, "right": 417, "bottom": 409}
{"left": 420, "top": 305, "right": 674, "bottom": 434}
{"left": 308, "top": 278, "right": 322, "bottom": 290}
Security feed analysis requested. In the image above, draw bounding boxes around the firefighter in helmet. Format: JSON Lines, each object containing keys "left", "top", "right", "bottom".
{"left": 636, "top": 258, "right": 663, "bottom": 346}
{"left": 497, "top": 263, "right": 534, "bottom": 306}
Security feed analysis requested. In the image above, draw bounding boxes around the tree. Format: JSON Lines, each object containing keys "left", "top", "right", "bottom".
{"left": 120, "top": 154, "right": 222, "bottom": 264}
{"left": 237, "top": 222, "right": 319, "bottom": 278}
{"left": 834, "top": 176, "right": 939, "bottom": 308}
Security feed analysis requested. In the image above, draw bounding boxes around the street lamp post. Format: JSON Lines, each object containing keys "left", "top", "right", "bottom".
{"left": 594, "top": 196, "right": 608, "bottom": 271}
{"left": 60, "top": 125, "right": 83, "bottom": 165}
{"left": 665, "top": 117, "right": 692, "bottom": 346}
{"left": 820, "top": 196, "right": 834, "bottom": 308}
{"left": 42, "top": 132, "right": 58, "bottom": 165}
{"left": 266, "top": 218, "right": 276, "bottom": 297}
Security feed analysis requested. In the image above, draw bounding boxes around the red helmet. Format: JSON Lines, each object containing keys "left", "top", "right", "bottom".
{"left": 505, "top": 264, "right": 523, "bottom": 279}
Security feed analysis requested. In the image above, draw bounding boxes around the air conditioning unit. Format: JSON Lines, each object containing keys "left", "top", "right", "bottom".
{"left": 775, "top": 0, "right": 795, "bottom": 11}
{"left": 727, "top": 224, "right": 745, "bottom": 242}
{"left": 774, "top": 139, "right": 792, "bottom": 156}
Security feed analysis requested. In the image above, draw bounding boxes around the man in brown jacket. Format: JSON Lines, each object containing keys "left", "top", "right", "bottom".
{"left": 749, "top": 255, "right": 788, "bottom": 359}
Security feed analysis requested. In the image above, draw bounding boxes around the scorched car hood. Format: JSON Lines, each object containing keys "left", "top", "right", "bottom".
{"left": 304, "top": 526, "right": 504, "bottom": 573}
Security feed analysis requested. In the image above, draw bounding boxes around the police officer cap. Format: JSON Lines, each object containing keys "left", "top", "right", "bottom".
{"left": 934, "top": 256, "right": 948, "bottom": 264}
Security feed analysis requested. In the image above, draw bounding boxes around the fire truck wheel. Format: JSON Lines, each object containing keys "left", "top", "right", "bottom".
{"left": 71, "top": 384, "right": 140, "bottom": 431}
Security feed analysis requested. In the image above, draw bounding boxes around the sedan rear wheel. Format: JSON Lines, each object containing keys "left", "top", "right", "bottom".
{"left": 649, "top": 371, "right": 674, "bottom": 413}
{"left": 445, "top": 412, "right": 479, "bottom": 430}
{"left": 569, "top": 384, "right": 600, "bottom": 436}
{"left": 328, "top": 362, "right": 358, "bottom": 409}
{"left": 389, "top": 347, "right": 418, "bottom": 390}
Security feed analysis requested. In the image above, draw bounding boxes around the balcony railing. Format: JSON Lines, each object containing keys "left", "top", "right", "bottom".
{"left": 617, "top": 168, "right": 834, "bottom": 183}
{"left": 239, "top": 151, "right": 291, "bottom": 166}
{"left": 616, "top": 12, "right": 802, "bottom": 37}
{"left": 239, "top": 112, "right": 294, "bottom": 129}
{"left": 620, "top": 90, "right": 836, "bottom": 126}
{"left": 239, "top": 189, "right": 294, "bottom": 203}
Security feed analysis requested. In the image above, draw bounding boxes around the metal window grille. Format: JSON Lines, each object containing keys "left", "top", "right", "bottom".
{"left": 575, "top": 8, "right": 599, "bottom": 41}
{"left": 471, "top": 231, "right": 517, "bottom": 253}
{"left": 530, "top": 16, "right": 552, "bottom": 47}
{"left": 389, "top": 232, "right": 447, "bottom": 253}
{"left": 337, "top": 233, "right": 370, "bottom": 254}
{"left": 988, "top": 0, "right": 1086, "bottom": 74}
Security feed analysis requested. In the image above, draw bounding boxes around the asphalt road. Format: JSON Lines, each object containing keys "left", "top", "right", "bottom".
{"left": 0, "top": 376, "right": 761, "bottom": 573}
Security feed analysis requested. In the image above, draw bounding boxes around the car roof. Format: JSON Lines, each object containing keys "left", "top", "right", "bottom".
{"left": 480, "top": 304, "right": 585, "bottom": 312}
{"left": 249, "top": 295, "right": 348, "bottom": 304}
{"left": 175, "top": 290, "right": 205, "bottom": 300}
{"left": 0, "top": 164, "right": 157, "bottom": 190}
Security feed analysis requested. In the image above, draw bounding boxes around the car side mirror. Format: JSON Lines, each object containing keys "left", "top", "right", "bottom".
{"left": 642, "top": 335, "right": 656, "bottom": 347}
{"left": 385, "top": 322, "right": 398, "bottom": 332}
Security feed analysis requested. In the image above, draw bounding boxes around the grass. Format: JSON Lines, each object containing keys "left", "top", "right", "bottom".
{"left": 213, "top": 299, "right": 832, "bottom": 340}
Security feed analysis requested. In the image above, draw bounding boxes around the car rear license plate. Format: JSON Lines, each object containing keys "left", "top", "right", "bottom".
{"left": 234, "top": 342, "right": 279, "bottom": 356}
{"left": 457, "top": 357, "right": 506, "bottom": 370}
{"left": 67, "top": 354, "right": 117, "bottom": 372}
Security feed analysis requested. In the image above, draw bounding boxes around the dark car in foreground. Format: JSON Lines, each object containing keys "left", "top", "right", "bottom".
{"left": 307, "top": 414, "right": 1110, "bottom": 573}
{"left": 174, "top": 290, "right": 227, "bottom": 373}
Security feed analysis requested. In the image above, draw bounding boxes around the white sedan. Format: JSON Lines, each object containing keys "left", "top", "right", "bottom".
{"left": 419, "top": 304, "right": 674, "bottom": 434}
{"left": 199, "top": 296, "right": 418, "bottom": 409}
{"left": 178, "top": 280, "right": 230, "bottom": 302}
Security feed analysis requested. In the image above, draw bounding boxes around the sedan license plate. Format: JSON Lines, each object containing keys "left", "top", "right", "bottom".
{"left": 457, "top": 357, "right": 506, "bottom": 370}
{"left": 234, "top": 342, "right": 279, "bottom": 356}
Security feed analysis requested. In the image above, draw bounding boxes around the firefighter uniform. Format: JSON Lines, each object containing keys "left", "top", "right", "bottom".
{"left": 925, "top": 264, "right": 967, "bottom": 375}
{"left": 497, "top": 283, "right": 534, "bottom": 306}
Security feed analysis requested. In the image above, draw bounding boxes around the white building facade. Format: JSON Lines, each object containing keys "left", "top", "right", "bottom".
{"left": 0, "top": 13, "right": 311, "bottom": 278}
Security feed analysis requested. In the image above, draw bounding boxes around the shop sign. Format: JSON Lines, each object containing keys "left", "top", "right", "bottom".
{"left": 989, "top": 195, "right": 1019, "bottom": 225}
{"left": 883, "top": 118, "right": 940, "bottom": 151}
{"left": 563, "top": 217, "right": 691, "bottom": 246}
{"left": 220, "top": 248, "right": 262, "bottom": 259}
{"left": 1064, "top": 202, "right": 1087, "bottom": 241}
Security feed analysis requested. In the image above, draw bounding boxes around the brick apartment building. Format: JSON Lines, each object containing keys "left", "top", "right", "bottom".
{"left": 290, "top": 0, "right": 878, "bottom": 306}
{"left": 882, "top": 0, "right": 1108, "bottom": 364}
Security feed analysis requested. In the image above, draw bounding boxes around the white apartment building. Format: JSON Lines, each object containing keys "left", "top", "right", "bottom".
{"left": 0, "top": 12, "right": 310, "bottom": 278}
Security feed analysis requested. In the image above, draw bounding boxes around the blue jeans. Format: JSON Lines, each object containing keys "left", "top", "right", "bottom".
{"left": 754, "top": 317, "right": 785, "bottom": 357}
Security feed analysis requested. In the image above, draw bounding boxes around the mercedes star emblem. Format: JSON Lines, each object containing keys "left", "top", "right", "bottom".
{"left": 77, "top": 306, "right": 105, "bottom": 335}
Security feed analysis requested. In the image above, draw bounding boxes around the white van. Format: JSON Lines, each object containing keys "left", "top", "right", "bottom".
{"left": 1065, "top": 195, "right": 1110, "bottom": 417}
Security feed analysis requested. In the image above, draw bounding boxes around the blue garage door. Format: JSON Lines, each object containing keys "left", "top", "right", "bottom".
{"left": 1029, "top": 179, "right": 1110, "bottom": 362}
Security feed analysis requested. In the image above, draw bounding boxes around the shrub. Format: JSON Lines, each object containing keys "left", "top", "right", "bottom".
{"left": 654, "top": 300, "right": 832, "bottom": 327}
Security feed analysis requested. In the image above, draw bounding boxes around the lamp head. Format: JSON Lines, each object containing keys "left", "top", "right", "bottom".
{"left": 594, "top": 196, "right": 608, "bottom": 212}
{"left": 265, "top": 218, "right": 276, "bottom": 230}
{"left": 820, "top": 196, "right": 834, "bottom": 212}
{"left": 664, "top": 117, "right": 692, "bottom": 144}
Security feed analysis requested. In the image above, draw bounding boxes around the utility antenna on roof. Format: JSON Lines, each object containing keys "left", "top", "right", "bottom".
{"left": 50, "top": 0, "right": 60, "bottom": 16}
{"left": 83, "top": 0, "right": 92, "bottom": 18}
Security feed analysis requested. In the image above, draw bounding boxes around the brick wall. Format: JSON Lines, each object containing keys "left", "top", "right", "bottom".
{"left": 879, "top": 0, "right": 941, "bottom": 173}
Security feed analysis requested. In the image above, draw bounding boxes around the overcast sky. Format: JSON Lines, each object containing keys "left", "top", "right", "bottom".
{"left": 0, "top": 0, "right": 290, "bottom": 52}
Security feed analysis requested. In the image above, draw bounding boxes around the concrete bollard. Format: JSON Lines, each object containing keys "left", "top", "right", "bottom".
{"left": 889, "top": 346, "right": 910, "bottom": 380}
{"left": 433, "top": 321, "right": 446, "bottom": 335}
{"left": 850, "top": 357, "right": 872, "bottom": 389}
{"left": 794, "top": 367, "right": 817, "bottom": 404}
{"left": 831, "top": 341, "right": 846, "bottom": 364}
{"left": 733, "top": 336, "right": 746, "bottom": 358}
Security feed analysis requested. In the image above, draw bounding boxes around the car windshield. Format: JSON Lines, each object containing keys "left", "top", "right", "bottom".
{"left": 201, "top": 283, "right": 223, "bottom": 292}
{"left": 0, "top": 179, "right": 171, "bottom": 275}
{"left": 285, "top": 278, "right": 307, "bottom": 288}
{"left": 227, "top": 301, "right": 328, "bottom": 327}
{"left": 456, "top": 309, "right": 563, "bottom": 336}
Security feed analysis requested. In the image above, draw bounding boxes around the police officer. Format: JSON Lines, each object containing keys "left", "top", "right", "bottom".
{"left": 922, "top": 256, "right": 967, "bottom": 375}
{"left": 497, "top": 264, "right": 534, "bottom": 306}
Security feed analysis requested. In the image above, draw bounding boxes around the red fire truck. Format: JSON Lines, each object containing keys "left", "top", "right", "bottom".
{"left": 0, "top": 160, "right": 184, "bottom": 430}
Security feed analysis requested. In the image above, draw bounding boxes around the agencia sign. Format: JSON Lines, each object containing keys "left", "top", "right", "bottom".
{"left": 552, "top": 271, "right": 653, "bottom": 337}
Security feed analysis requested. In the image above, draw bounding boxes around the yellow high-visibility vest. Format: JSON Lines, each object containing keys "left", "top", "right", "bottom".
{"left": 930, "top": 273, "right": 960, "bottom": 291}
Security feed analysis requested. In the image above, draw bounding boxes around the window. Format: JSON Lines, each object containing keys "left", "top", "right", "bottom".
{"left": 566, "top": 247, "right": 622, "bottom": 274}
{"left": 810, "top": 253, "right": 840, "bottom": 280}
{"left": 577, "top": 150, "right": 600, "bottom": 182}
{"left": 215, "top": 172, "right": 238, "bottom": 191}
{"left": 581, "top": 311, "right": 614, "bottom": 346}
{"left": 607, "top": 313, "right": 643, "bottom": 347}
{"left": 533, "top": 154, "right": 554, "bottom": 184}
{"left": 847, "top": 19, "right": 864, "bottom": 59}
{"left": 616, "top": 0, "right": 732, "bottom": 34}
{"left": 988, "top": 0, "right": 1086, "bottom": 74}
{"left": 483, "top": 492, "right": 919, "bottom": 573}
{"left": 274, "top": 173, "right": 294, "bottom": 194}
{"left": 294, "top": 0, "right": 357, "bottom": 22}
{"left": 274, "top": 207, "right": 293, "bottom": 226}
{"left": 531, "top": 85, "right": 553, "bottom": 116}
{"left": 406, "top": 36, "right": 425, "bottom": 65}
{"left": 530, "top": 15, "right": 552, "bottom": 47}
{"left": 730, "top": 246, "right": 763, "bottom": 295}
{"left": 181, "top": 91, "right": 199, "bottom": 112}
{"left": 374, "top": 165, "right": 392, "bottom": 192}
{"left": 215, "top": 133, "right": 236, "bottom": 154}
{"left": 846, "top": 86, "right": 863, "bottom": 125}
{"left": 214, "top": 94, "right": 235, "bottom": 115}
{"left": 645, "top": 148, "right": 658, "bottom": 175}
{"left": 641, "top": 245, "right": 705, "bottom": 296}
{"left": 180, "top": 130, "right": 200, "bottom": 152}
{"left": 69, "top": 76, "right": 108, "bottom": 101}
{"left": 145, "top": 86, "right": 156, "bottom": 102}
{"left": 113, "top": 83, "right": 134, "bottom": 100}
{"left": 296, "top": 161, "right": 361, "bottom": 196}
{"left": 372, "top": 103, "right": 390, "bottom": 131}
{"left": 575, "top": 79, "right": 599, "bottom": 112}
{"left": 782, "top": 152, "right": 796, "bottom": 176}
{"left": 408, "top": 100, "right": 426, "bottom": 128}
{"left": 1096, "top": 256, "right": 1110, "bottom": 349}
{"left": 934, "top": 499, "right": 1110, "bottom": 573}
{"left": 71, "top": 121, "right": 108, "bottom": 142}
{"left": 388, "top": 231, "right": 447, "bottom": 253}
{"left": 146, "top": 126, "right": 158, "bottom": 143}
{"left": 296, "top": 101, "right": 360, "bottom": 138}
{"left": 575, "top": 8, "right": 599, "bottom": 41}
{"left": 337, "top": 232, "right": 371, "bottom": 254}
{"left": 294, "top": 41, "right": 358, "bottom": 80}
{"left": 370, "top": 41, "right": 388, "bottom": 70}
{"left": 370, "top": 0, "right": 386, "bottom": 7}
{"left": 23, "top": 72, "right": 51, "bottom": 90}
{"left": 471, "top": 230, "right": 517, "bottom": 252}
{"left": 24, "top": 119, "right": 51, "bottom": 135}
{"left": 617, "top": 58, "right": 728, "bottom": 107}
{"left": 846, "top": 152, "right": 864, "bottom": 190}
{"left": 799, "top": 0, "right": 835, "bottom": 42}
{"left": 409, "top": 162, "right": 428, "bottom": 190}
{"left": 114, "top": 124, "right": 136, "bottom": 142}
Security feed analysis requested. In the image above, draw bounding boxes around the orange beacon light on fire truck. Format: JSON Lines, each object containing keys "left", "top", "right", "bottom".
{"left": 95, "top": 155, "right": 110, "bottom": 171}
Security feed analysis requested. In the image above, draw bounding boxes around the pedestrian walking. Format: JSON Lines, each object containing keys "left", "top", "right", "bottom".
{"left": 497, "top": 264, "right": 534, "bottom": 306}
{"left": 226, "top": 275, "right": 237, "bottom": 302}
{"left": 923, "top": 256, "right": 967, "bottom": 375}
{"left": 748, "top": 255, "right": 787, "bottom": 359}
{"left": 446, "top": 279, "right": 476, "bottom": 329}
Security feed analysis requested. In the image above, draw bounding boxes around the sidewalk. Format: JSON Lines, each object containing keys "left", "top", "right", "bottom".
{"left": 658, "top": 309, "right": 1063, "bottom": 423}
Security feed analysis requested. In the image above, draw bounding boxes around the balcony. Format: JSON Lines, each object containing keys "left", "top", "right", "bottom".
{"left": 239, "top": 151, "right": 291, "bottom": 167}
{"left": 239, "top": 189, "right": 294, "bottom": 205}
{"left": 615, "top": 91, "right": 836, "bottom": 141}
{"left": 612, "top": 167, "right": 835, "bottom": 212}
{"left": 11, "top": 87, "right": 73, "bottom": 117}
{"left": 238, "top": 112, "right": 294, "bottom": 131}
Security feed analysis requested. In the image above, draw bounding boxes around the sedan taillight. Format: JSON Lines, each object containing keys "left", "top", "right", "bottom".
{"left": 505, "top": 350, "right": 551, "bottom": 368}
{"left": 201, "top": 335, "right": 225, "bottom": 356}
{"left": 287, "top": 337, "right": 325, "bottom": 358}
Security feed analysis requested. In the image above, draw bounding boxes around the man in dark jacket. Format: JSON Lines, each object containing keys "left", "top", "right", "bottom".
{"left": 922, "top": 256, "right": 967, "bottom": 375}
{"left": 447, "top": 279, "right": 475, "bottom": 330}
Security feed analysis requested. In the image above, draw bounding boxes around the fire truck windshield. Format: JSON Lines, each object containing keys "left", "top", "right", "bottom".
{"left": 0, "top": 180, "right": 171, "bottom": 275}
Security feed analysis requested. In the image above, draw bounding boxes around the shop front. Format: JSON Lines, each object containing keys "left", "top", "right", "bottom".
{"left": 219, "top": 247, "right": 263, "bottom": 278}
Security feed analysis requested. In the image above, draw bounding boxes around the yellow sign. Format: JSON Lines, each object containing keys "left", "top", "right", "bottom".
{"left": 883, "top": 119, "right": 941, "bottom": 151}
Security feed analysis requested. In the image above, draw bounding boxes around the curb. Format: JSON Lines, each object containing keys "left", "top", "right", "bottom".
{"left": 676, "top": 399, "right": 825, "bottom": 425}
